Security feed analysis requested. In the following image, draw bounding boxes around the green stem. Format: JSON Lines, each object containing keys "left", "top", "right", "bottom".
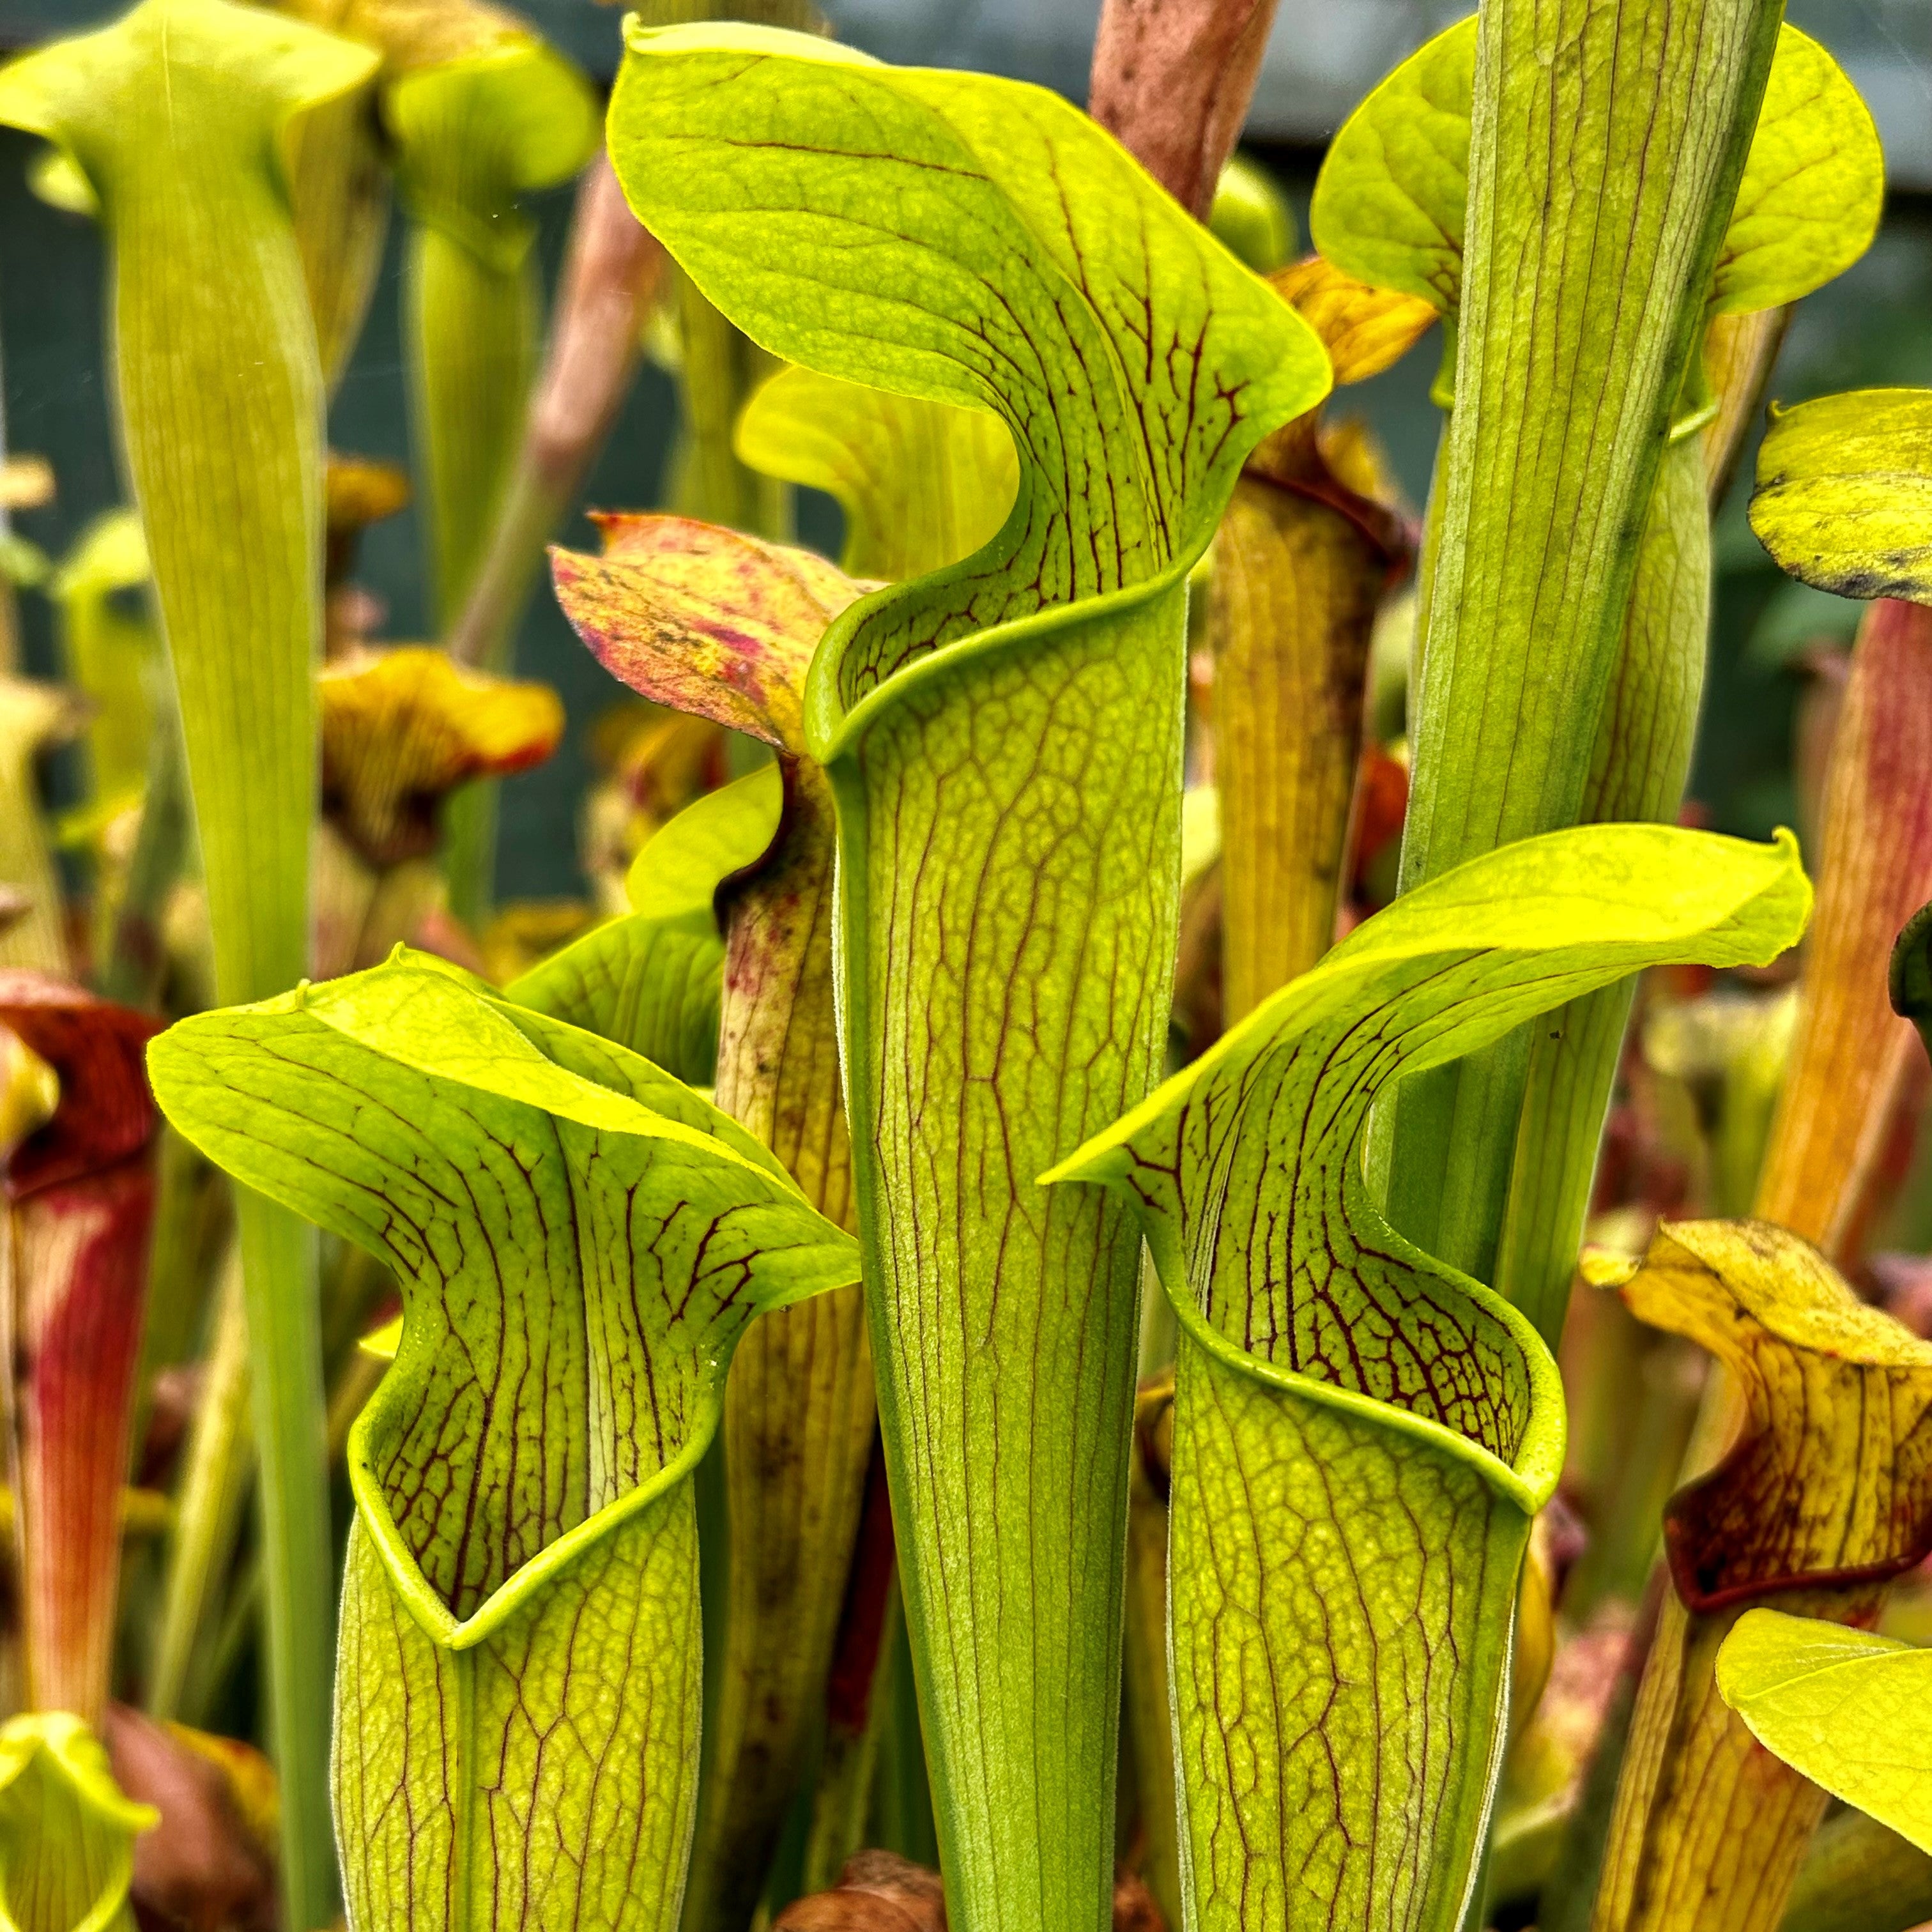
{"left": 1383, "top": 0, "right": 1786, "bottom": 1283}
{"left": 1495, "top": 427, "right": 1710, "bottom": 1345}
{"left": 869, "top": 1598, "right": 939, "bottom": 1873}
{"left": 408, "top": 228, "right": 536, "bottom": 929}
{"left": 673, "top": 269, "right": 790, "bottom": 541}
{"left": 149, "top": 1244, "right": 252, "bottom": 1724}
{"left": 233, "top": 1190, "right": 330, "bottom": 1919}
{"left": 100, "top": 703, "right": 190, "bottom": 1009}
{"left": 408, "top": 227, "right": 535, "bottom": 627}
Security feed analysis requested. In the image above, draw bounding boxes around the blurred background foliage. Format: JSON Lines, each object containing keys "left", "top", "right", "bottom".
{"left": 1, "top": 0, "right": 1927, "bottom": 895}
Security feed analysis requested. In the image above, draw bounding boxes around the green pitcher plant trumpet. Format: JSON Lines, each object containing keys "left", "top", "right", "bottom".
{"left": 554, "top": 431, "right": 1001, "bottom": 1926}
{"left": 0, "top": 6, "right": 379, "bottom": 1917}
{"left": 1310, "top": 16, "right": 1882, "bottom": 1336}
{"left": 149, "top": 953, "right": 861, "bottom": 1929}
{"left": 1044, "top": 822, "right": 1808, "bottom": 1932}
{"left": 606, "top": 24, "right": 1328, "bottom": 1931}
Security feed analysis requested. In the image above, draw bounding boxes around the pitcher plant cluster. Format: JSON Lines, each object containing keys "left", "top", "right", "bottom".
{"left": 0, "top": 0, "right": 1926, "bottom": 1929}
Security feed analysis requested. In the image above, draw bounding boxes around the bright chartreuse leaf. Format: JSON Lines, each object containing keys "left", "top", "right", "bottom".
{"left": 608, "top": 28, "right": 1328, "bottom": 1932}
{"left": 0, "top": 1713, "right": 156, "bottom": 1932}
{"left": 1311, "top": 21, "right": 1879, "bottom": 330}
{"left": 1717, "top": 1612, "right": 1932, "bottom": 1854}
{"left": 735, "top": 367, "right": 1017, "bottom": 583}
{"left": 627, "top": 765, "right": 785, "bottom": 914}
{"left": 149, "top": 953, "right": 859, "bottom": 1930}
{"left": 507, "top": 769, "right": 786, "bottom": 1082}
{"left": 0, "top": 12, "right": 376, "bottom": 1912}
{"left": 1705, "top": 29, "right": 1883, "bottom": 318}
{"left": 1307, "top": 17, "right": 1473, "bottom": 312}
{"left": 1045, "top": 823, "right": 1809, "bottom": 1932}
{"left": 1749, "top": 389, "right": 1932, "bottom": 604}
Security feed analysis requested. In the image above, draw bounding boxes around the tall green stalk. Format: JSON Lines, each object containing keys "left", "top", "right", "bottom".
{"left": 1374, "top": 0, "right": 1786, "bottom": 1282}
{"left": 608, "top": 26, "right": 1327, "bottom": 1931}
{"left": 556, "top": 378, "right": 1011, "bottom": 1929}
{"left": 0, "top": 8, "right": 377, "bottom": 1920}
{"left": 1312, "top": 16, "right": 1880, "bottom": 1335}
{"left": 385, "top": 21, "right": 595, "bottom": 919}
